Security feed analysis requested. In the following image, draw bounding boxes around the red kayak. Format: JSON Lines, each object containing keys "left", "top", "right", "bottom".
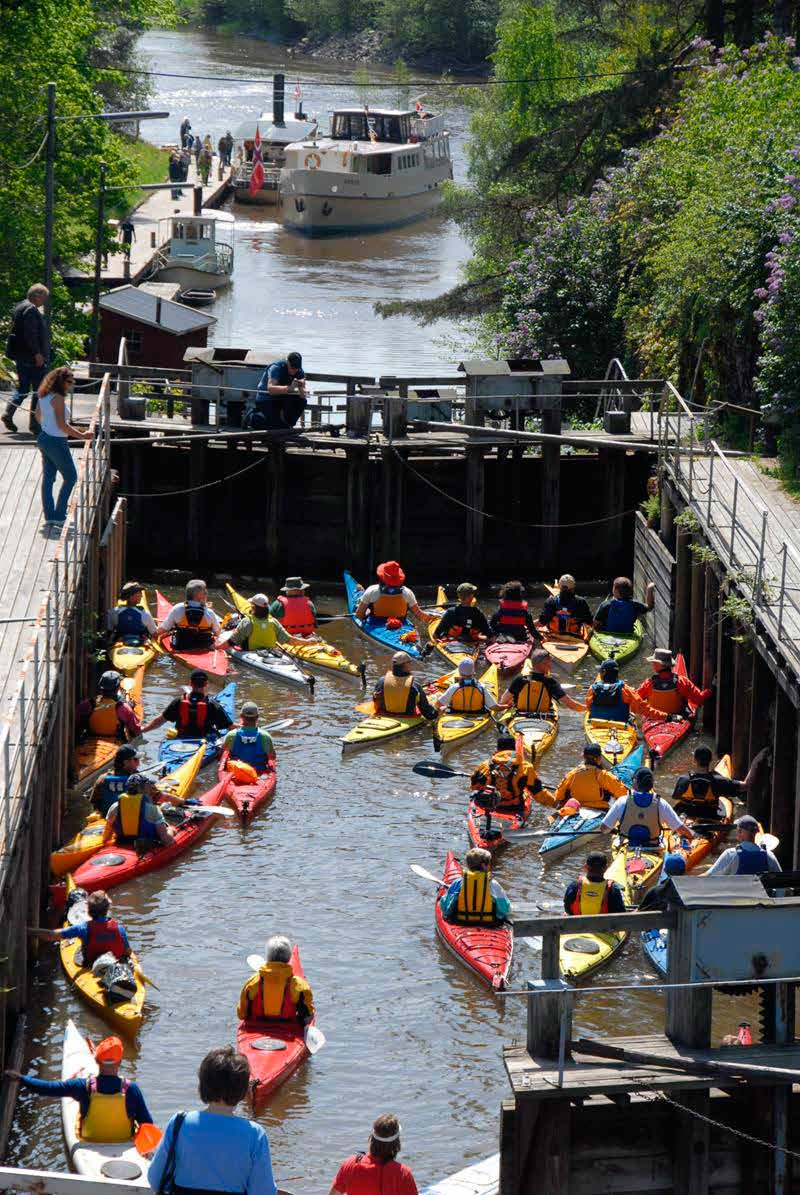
{"left": 434, "top": 851, "right": 512, "bottom": 990}
{"left": 237, "top": 945, "right": 312, "bottom": 1104}
{"left": 484, "top": 639, "right": 532, "bottom": 674}
{"left": 52, "top": 779, "right": 231, "bottom": 909}
{"left": 642, "top": 652, "right": 698, "bottom": 762}
{"left": 467, "top": 793, "right": 533, "bottom": 851}
{"left": 218, "top": 752, "right": 277, "bottom": 822}
{"left": 155, "top": 590, "right": 229, "bottom": 678}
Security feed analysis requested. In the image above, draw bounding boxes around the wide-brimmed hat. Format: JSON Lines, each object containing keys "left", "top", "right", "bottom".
{"left": 281, "top": 577, "right": 310, "bottom": 592}
{"left": 647, "top": 647, "right": 675, "bottom": 667}
{"left": 377, "top": 561, "right": 405, "bottom": 587}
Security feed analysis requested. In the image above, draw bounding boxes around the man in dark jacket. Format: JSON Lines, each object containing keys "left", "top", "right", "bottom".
{"left": 4, "top": 284, "right": 49, "bottom": 433}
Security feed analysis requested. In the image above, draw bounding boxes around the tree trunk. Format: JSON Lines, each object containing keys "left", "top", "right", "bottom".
{"left": 704, "top": 0, "right": 725, "bottom": 44}
{"left": 773, "top": 0, "right": 792, "bottom": 35}
{"left": 734, "top": 0, "right": 755, "bottom": 45}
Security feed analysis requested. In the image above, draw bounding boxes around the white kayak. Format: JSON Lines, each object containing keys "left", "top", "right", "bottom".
{"left": 230, "top": 647, "right": 314, "bottom": 691}
{"left": 421, "top": 1154, "right": 499, "bottom": 1195}
{"left": 61, "top": 1019, "right": 150, "bottom": 1184}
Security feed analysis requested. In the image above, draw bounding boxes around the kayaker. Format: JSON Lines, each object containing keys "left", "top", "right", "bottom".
{"left": 106, "top": 581, "right": 156, "bottom": 645}
{"left": 593, "top": 576, "right": 655, "bottom": 635}
{"left": 148, "top": 1046, "right": 277, "bottom": 1195}
{"left": 563, "top": 852, "right": 626, "bottom": 914}
{"left": 433, "top": 582, "right": 490, "bottom": 644}
{"left": 226, "top": 592, "right": 294, "bottom": 652}
{"left": 222, "top": 702, "right": 275, "bottom": 773}
{"left": 237, "top": 935, "right": 315, "bottom": 1023}
{"left": 28, "top": 889, "right": 132, "bottom": 964}
{"left": 585, "top": 658, "right": 662, "bottom": 724}
{"left": 76, "top": 670, "right": 141, "bottom": 742}
{"left": 499, "top": 648, "right": 584, "bottom": 714}
{"left": 102, "top": 773, "right": 175, "bottom": 847}
{"left": 434, "top": 658, "right": 498, "bottom": 714}
{"left": 600, "top": 767, "right": 695, "bottom": 847}
{"left": 705, "top": 815, "right": 781, "bottom": 876}
{"left": 638, "top": 853, "right": 687, "bottom": 911}
{"left": 90, "top": 745, "right": 141, "bottom": 817}
{"left": 537, "top": 574, "right": 593, "bottom": 636}
{"left": 355, "top": 561, "right": 435, "bottom": 628}
{"left": 5, "top": 1035, "right": 153, "bottom": 1142}
{"left": 672, "top": 745, "right": 765, "bottom": 819}
{"left": 553, "top": 743, "right": 629, "bottom": 811}
{"left": 329, "top": 1114, "right": 418, "bottom": 1195}
{"left": 470, "top": 731, "right": 552, "bottom": 813}
{"left": 157, "top": 579, "right": 222, "bottom": 650}
{"left": 440, "top": 847, "right": 510, "bottom": 925}
{"left": 141, "top": 669, "right": 233, "bottom": 738}
{"left": 488, "top": 581, "right": 543, "bottom": 644}
{"left": 372, "top": 651, "right": 437, "bottom": 720}
{"left": 270, "top": 577, "right": 318, "bottom": 636}
{"left": 636, "top": 648, "right": 712, "bottom": 723}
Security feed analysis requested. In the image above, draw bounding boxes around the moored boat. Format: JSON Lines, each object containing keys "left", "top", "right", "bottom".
{"left": 152, "top": 210, "right": 234, "bottom": 292}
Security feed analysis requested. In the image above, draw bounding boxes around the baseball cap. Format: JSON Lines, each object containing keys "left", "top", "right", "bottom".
{"left": 251, "top": 593, "right": 269, "bottom": 606}
{"left": 458, "top": 658, "right": 475, "bottom": 677}
{"left": 599, "top": 658, "right": 619, "bottom": 676}
{"left": 457, "top": 582, "right": 477, "bottom": 597}
{"left": 95, "top": 1036, "right": 124, "bottom": 1064}
{"left": 190, "top": 669, "right": 208, "bottom": 684}
{"left": 736, "top": 814, "right": 760, "bottom": 831}
{"left": 392, "top": 650, "right": 412, "bottom": 668}
{"left": 241, "top": 701, "right": 259, "bottom": 717}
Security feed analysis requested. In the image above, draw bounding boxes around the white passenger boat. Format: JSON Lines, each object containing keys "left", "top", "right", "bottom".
{"left": 232, "top": 112, "right": 317, "bottom": 205}
{"left": 153, "top": 209, "right": 235, "bottom": 291}
{"left": 279, "top": 106, "right": 452, "bottom": 236}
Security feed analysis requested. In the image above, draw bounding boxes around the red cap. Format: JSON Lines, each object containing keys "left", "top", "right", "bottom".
{"left": 95, "top": 1036, "right": 124, "bottom": 1063}
{"left": 377, "top": 561, "right": 405, "bottom": 587}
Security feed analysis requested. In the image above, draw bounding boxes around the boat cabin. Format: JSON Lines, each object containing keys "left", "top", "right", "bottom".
{"left": 328, "top": 107, "right": 444, "bottom": 144}
{"left": 234, "top": 109, "right": 318, "bottom": 161}
{"left": 159, "top": 209, "right": 235, "bottom": 267}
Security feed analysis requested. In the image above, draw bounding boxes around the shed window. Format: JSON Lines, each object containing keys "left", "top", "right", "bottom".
{"left": 125, "top": 329, "right": 143, "bottom": 354}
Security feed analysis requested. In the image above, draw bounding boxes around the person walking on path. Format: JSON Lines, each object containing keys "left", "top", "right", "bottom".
{"left": 180, "top": 116, "right": 192, "bottom": 148}
{"left": 168, "top": 152, "right": 184, "bottom": 201}
{"left": 119, "top": 219, "right": 136, "bottom": 280}
{"left": 198, "top": 145, "right": 213, "bottom": 186}
{"left": 33, "top": 366, "right": 91, "bottom": 528}
{"left": 218, "top": 131, "right": 234, "bottom": 168}
{"left": 4, "top": 283, "right": 50, "bottom": 433}
{"left": 329, "top": 1114, "right": 418, "bottom": 1194}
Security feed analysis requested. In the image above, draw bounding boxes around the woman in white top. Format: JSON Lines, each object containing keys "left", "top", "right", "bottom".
{"left": 34, "top": 366, "right": 91, "bottom": 527}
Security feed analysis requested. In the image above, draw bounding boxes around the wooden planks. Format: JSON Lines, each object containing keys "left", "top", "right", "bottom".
{"left": 633, "top": 512, "right": 674, "bottom": 648}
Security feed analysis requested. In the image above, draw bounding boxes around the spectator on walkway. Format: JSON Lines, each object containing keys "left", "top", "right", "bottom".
{"left": 4, "top": 284, "right": 50, "bottom": 434}
{"left": 180, "top": 146, "right": 191, "bottom": 181}
{"left": 180, "top": 116, "right": 192, "bottom": 148}
{"left": 329, "top": 1115, "right": 417, "bottom": 1195}
{"left": 198, "top": 146, "right": 212, "bottom": 186}
{"left": 119, "top": 219, "right": 136, "bottom": 279}
{"left": 34, "top": 366, "right": 91, "bottom": 529}
{"left": 194, "top": 137, "right": 202, "bottom": 169}
{"left": 148, "top": 1046, "right": 277, "bottom": 1195}
{"left": 248, "top": 352, "right": 308, "bottom": 431}
{"left": 218, "top": 131, "right": 234, "bottom": 167}
{"left": 168, "top": 152, "right": 184, "bottom": 201}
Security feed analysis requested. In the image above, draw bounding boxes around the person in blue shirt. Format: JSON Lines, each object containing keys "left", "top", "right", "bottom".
{"left": 250, "top": 351, "right": 307, "bottom": 431}
{"left": 29, "top": 888, "right": 131, "bottom": 966}
{"left": 593, "top": 576, "right": 655, "bottom": 635}
{"left": 90, "top": 744, "right": 141, "bottom": 817}
{"left": 148, "top": 1045, "right": 277, "bottom": 1195}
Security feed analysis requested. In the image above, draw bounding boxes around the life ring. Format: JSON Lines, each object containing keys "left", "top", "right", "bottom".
{"left": 304, "top": 152, "right": 321, "bottom": 170}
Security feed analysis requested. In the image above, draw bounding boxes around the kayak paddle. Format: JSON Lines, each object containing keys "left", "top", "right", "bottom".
{"left": 412, "top": 758, "right": 556, "bottom": 787}
{"left": 410, "top": 863, "right": 443, "bottom": 885}
{"left": 245, "top": 954, "right": 325, "bottom": 1054}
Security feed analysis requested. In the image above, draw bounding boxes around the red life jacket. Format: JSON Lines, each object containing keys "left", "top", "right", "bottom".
{"left": 276, "top": 594, "right": 315, "bottom": 636}
{"left": 178, "top": 693, "right": 207, "bottom": 733}
{"left": 497, "top": 598, "right": 528, "bottom": 630}
{"left": 84, "top": 917, "right": 127, "bottom": 966}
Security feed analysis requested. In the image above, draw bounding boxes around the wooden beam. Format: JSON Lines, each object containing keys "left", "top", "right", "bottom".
{"left": 539, "top": 408, "right": 561, "bottom": 567}
{"left": 598, "top": 446, "right": 624, "bottom": 563}
{"left": 673, "top": 527, "right": 691, "bottom": 655}
{"left": 747, "top": 649, "right": 773, "bottom": 829}
{"left": 510, "top": 907, "right": 673, "bottom": 936}
{"left": 465, "top": 446, "right": 485, "bottom": 576}
{"left": 345, "top": 446, "right": 370, "bottom": 577}
{"left": 702, "top": 565, "right": 719, "bottom": 734}
{"left": 770, "top": 687, "right": 796, "bottom": 867}
{"left": 666, "top": 908, "right": 712, "bottom": 1049}
{"left": 265, "top": 444, "right": 285, "bottom": 570}
{"left": 731, "top": 638, "right": 754, "bottom": 778}
{"left": 570, "top": 1036, "right": 800, "bottom": 1084}
{"left": 715, "top": 605, "right": 734, "bottom": 754}
{"left": 526, "top": 979, "right": 572, "bottom": 1061}
{"left": 689, "top": 555, "right": 705, "bottom": 683}
{"left": 672, "top": 1092, "right": 711, "bottom": 1195}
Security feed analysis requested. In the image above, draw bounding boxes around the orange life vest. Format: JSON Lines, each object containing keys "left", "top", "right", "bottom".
{"left": 276, "top": 594, "right": 315, "bottom": 635}
{"left": 450, "top": 679, "right": 486, "bottom": 713}
{"left": 88, "top": 696, "right": 125, "bottom": 738}
{"left": 371, "top": 585, "right": 408, "bottom": 620}
{"left": 547, "top": 606, "right": 582, "bottom": 637}
{"left": 380, "top": 672, "right": 415, "bottom": 715}
{"left": 646, "top": 670, "right": 685, "bottom": 715}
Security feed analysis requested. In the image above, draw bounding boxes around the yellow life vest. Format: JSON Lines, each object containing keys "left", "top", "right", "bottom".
{"left": 568, "top": 876, "right": 611, "bottom": 916}
{"left": 117, "top": 793, "right": 144, "bottom": 839}
{"left": 514, "top": 676, "right": 552, "bottom": 713}
{"left": 252, "top": 961, "right": 296, "bottom": 1018}
{"left": 246, "top": 615, "right": 278, "bottom": 651}
{"left": 450, "top": 679, "right": 486, "bottom": 713}
{"left": 80, "top": 1079, "right": 134, "bottom": 1143}
{"left": 455, "top": 868, "right": 495, "bottom": 924}
{"left": 176, "top": 603, "right": 214, "bottom": 632}
{"left": 381, "top": 672, "right": 414, "bottom": 714}
{"left": 88, "top": 696, "right": 122, "bottom": 737}
{"left": 371, "top": 586, "right": 409, "bottom": 619}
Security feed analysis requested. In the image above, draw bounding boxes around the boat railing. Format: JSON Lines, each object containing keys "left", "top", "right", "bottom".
{"left": 215, "top": 244, "right": 234, "bottom": 274}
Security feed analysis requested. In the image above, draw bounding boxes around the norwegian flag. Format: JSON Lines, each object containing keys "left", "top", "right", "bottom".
{"left": 249, "top": 125, "right": 265, "bottom": 197}
{"left": 294, "top": 81, "right": 302, "bottom": 102}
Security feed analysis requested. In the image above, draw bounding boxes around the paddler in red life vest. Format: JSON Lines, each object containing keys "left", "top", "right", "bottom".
{"left": 157, "top": 579, "right": 222, "bottom": 651}
{"left": 76, "top": 670, "right": 142, "bottom": 742}
{"left": 593, "top": 576, "right": 655, "bottom": 636}
{"left": 499, "top": 648, "right": 585, "bottom": 715}
{"left": 434, "top": 658, "right": 499, "bottom": 715}
{"left": 553, "top": 742, "right": 629, "bottom": 811}
{"left": 636, "top": 648, "right": 712, "bottom": 729}
{"left": 270, "top": 576, "right": 319, "bottom": 637}
{"left": 90, "top": 744, "right": 141, "bottom": 818}
{"left": 141, "top": 668, "right": 234, "bottom": 739}
{"left": 471, "top": 731, "right": 554, "bottom": 814}
{"left": 488, "top": 581, "right": 544, "bottom": 644}
{"left": 28, "top": 889, "right": 132, "bottom": 965}
{"left": 600, "top": 766, "right": 694, "bottom": 848}
{"left": 355, "top": 561, "right": 435, "bottom": 635}
{"left": 537, "top": 574, "right": 593, "bottom": 637}
{"left": 433, "top": 581, "right": 491, "bottom": 645}
{"left": 106, "top": 581, "right": 157, "bottom": 646}
{"left": 237, "top": 934, "right": 315, "bottom": 1023}
{"left": 585, "top": 658, "right": 662, "bottom": 724}
{"left": 372, "top": 651, "right": 437, "bottom": 720}
{"left": 102, "top": 772, "right": 175, "bottom": 848}
{"left": 563, "top": 852, "right": 626, "bottom": 915}
{"left": 440, "top": 847, "right": 511, "bottom": 925}
{"left": 221, "top": 701, "right": 275, "bottom": 774}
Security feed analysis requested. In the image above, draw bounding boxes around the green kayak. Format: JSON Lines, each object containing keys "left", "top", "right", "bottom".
{"left": 588, "top": 619, "right": 645, "bottom": 665}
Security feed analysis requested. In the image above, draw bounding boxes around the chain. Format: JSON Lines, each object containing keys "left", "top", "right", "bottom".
{"left": 638, "top": 1089, "right": 800, "bottom": 1160}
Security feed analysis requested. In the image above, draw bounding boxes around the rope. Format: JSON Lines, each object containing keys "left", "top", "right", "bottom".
{"left": 6, "top": 128, "right": 49, "bottom": 172}
{"left": 639, "top": 1089, "right": 800, "bottom": 1161}
{"left": 118, "top": 447, "right": 270, "bottom": 498}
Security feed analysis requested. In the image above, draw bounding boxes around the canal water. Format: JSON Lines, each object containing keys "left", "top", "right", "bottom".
{"left": 133, "top": 28, "right": 475, "bottom": 373}
{"left": 8, "top": 584, "right": 753, "bottom": 1191}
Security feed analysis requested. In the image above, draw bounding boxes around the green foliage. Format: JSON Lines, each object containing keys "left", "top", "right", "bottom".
{"left": 640, "top": 491, "right": 661, "bottom": 521}
{"left": 109, "top": 134, "right": 168, "bottom": 219}
{"left": 674, "top": 508, "right": 700, "bottom": 533}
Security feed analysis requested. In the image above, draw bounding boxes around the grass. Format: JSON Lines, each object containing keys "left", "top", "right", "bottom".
{"left": 109, "top": 133, "right": 169, "bottom": 219}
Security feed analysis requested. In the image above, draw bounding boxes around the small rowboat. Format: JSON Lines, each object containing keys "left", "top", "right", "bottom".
{"left": 641, "top": 652, "right": 698, "bottom": 761}
{"left": 434, "top": 851, "right": 512, "bottom": 990}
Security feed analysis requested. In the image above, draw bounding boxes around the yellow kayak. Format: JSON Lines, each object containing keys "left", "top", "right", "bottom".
{"left": 226, "top": 584, "right": 363, "bottom": 680}
{"left": 583, "top": 714, "right": 639, "bottom": 768}
{"left": 427, "top": 586, "right": 483, "bottom": 669}
{"left": 606, "top": 837, "right": 664, "bottom": 901}
{"left": 59, "top": 877, "right": 146, "bottom": 1037}
{"left": 109, "top": 592, "right": 160, "bottom": 676}
{"left": 560, "top": 928, "right": 627, "bottom": 983}
{"left": 434, "top": 665, "right": 500, "bottom": 756}
{"left": 342, "top": 669, "right": 457, "bottom": 753}
{"left": 52, "top": 743, "right": 206, "bottom": 876}
{"left": 499, "top": 659, "right": 559, "bottom": 760}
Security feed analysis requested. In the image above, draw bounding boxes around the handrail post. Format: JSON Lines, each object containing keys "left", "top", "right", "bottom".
{"left": 2, "top": 729, "right": 10, "bottom": 846}
{"left": 677, "top": 408, "right": 682, "bottom": 483}
{"left": 729, "top": 478, "right": 739, "bottom": 564}
{"left": 688, "top": 416, "right": 694, "bottom": 502}
{"left": 32, "top": 640, "right": 40, "bottom": 739}
{"left": 778, "top": 543, "right": 788, "bottom": 640}
{"left": 18, "top": 684, "right": 26, "bottom": 781}
{"left": 755, "top": 510, "right": 768, "bottom": 605}
{"left": 707, "top": 451, "right": 715, "bottom": 524}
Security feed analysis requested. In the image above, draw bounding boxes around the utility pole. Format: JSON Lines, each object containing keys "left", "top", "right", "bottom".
{"left": 90, "top": 162, "right": 107, "bottom": 360}
{"left": 43, "top": 82, "right": 57, "bottom": 322}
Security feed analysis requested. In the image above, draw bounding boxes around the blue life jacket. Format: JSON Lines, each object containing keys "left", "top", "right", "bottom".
{"left": 735, "top": 844, "right": 771, "bottom": 875}
{"left": 229, "top": 727, "right": 267, "bottom": 770}
{"left": 95, "top": 772, "right": 129, "bottom": 817}
{"left": 590, "top": 679, "right": 628, "bottom": 723}
{"left": 116, "top": 605, "right": 146, "bottom": 641}
{"left": 604, "top": 599, "right": 637, "bottom": 634}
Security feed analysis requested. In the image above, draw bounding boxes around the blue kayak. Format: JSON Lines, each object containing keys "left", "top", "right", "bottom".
{"left": 642, "top": 927, "right": 668, "bottom": 976}
{"left": 539, "top": 743, "right": 647, "bottom": 864}
{"left": 158, "top": 682, "right": 236, "bottom": 773}
{"left": 611, "top": 741, "right": 646, "bottom": 789}
{"left": 344, "top": 571, "right": 422, "bottom": 658}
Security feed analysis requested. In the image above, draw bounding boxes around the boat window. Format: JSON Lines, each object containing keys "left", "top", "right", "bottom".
{"left": 366, "top": 153, "right": 392, "bottom": 175}
{"left": 185, "top": 223, "right": 199, "bottom": 241}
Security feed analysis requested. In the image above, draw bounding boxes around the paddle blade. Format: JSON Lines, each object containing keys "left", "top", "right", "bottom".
{"left": 263, "top": 718, "right": 294, "bottom": 733}
{"left": 759, "top": 832, "right": 779, "bottom": 852}
{"left": 410, "top": 863, "right": 443, "bottom": 885}
{"left": 247, "top": 953, "right": 266, "bottom": 971}
{"left": 411, "top": 760, "right": 458, "bottom": 779}
{"left": 355, "top": 700, "right": 375, "bottom": 715}
{"left": 135, "top": 1123, "right": 163, "bottom": 1154}
{"left": 305, "top": 1025, "right": 326, "bottom": 1054}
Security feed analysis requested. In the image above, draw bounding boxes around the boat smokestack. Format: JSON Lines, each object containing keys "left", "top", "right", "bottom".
{"left": 273, "top": 73, "right": 285, "bottom": 128}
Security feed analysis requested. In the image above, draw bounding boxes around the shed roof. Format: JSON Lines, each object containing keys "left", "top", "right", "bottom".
{"left": 99, "top": 284, "right": 216, "bottom": 335}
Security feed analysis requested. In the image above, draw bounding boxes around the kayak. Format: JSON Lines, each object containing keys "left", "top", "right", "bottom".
{"left": 344, "top": 570, "right": 422, "bottom": 658}
{"left": 158, "top": 681, "right": 236, "bottom": 772}
{"left": 427, "top": 586, "right": 483, "bottom": 669}
{"left": 434, "top": 665, "right": 500, "bottom": 756}
{"left": 606, "top": 836, "right": 664, "bottom": 902}
{"left": 610, "top": 741, "right": 646, "bottom": 789}
{"left": 641, "top": 926, "right": 669, "bottom": 976}
{"left": 665, "top": 755, "right": 735, "bottom": 872}
{"left": 226, "top": 583, "right": 362, "bottom": 681}
{"left": 583, "top": 714, "right": 639, "bottom": 767}
{"left": 541, "top": 630, "right": 589, "bottom": 673}
{"left": 73, "top": 668, "right": 146, "bottom": 788}
{"left": 60, "top": 876, "right": 145, "bottom": 1037}
{"left": 421, "top": 1154, "right": 499, "bottom": 1195}
{"left": 642, "top": 652, "right": 698, "bottom": 761}
{"left": 229, "top": 644, "right": 314, "bottom": 690}
{"left": 218, "top": 751, "right": 277, "bottom": 821}
{"left": 109, "top": 592, "right": 160, "bottom": 676}
{"left": 341, "top": 669, "right": 457, "bottom": 753}
{"left": 237, "top": 944, "right": 314, "bottom": 1103}
{"left": 588, "top": 619, "right": 645, "bottom": 666}
{"left": 467, "top": 792, "right": 532, "bottom": 851}
{"left": 434, "top": 852, "right": 512, "bottom": 990}
{"left": 484, "top": 639, "right": 532, "bottom": 674}
{"left": 560, "top": 925, "right": 627, "bottom": 983}
{"left": 51, "top": 743, "right": 206, "bottom": 877}
{"left": 155, "top": 590, "right": 229, "bottom": 677}
{"left": 501, "top": 710, "right": 559, "bottom": 761}
{"left": 539, "top": 743, "right": 645, "bottom": 865}
{"left": 61, "top": 1020, "right": 151, "bottom": 1183}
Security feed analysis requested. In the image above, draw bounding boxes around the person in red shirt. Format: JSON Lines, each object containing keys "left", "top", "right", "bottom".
{"left": 329, "top": 1114, "right": 417, "bottom": 1195}
{"left": 636, "top": 648, "right": 712, "bottom": 720}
